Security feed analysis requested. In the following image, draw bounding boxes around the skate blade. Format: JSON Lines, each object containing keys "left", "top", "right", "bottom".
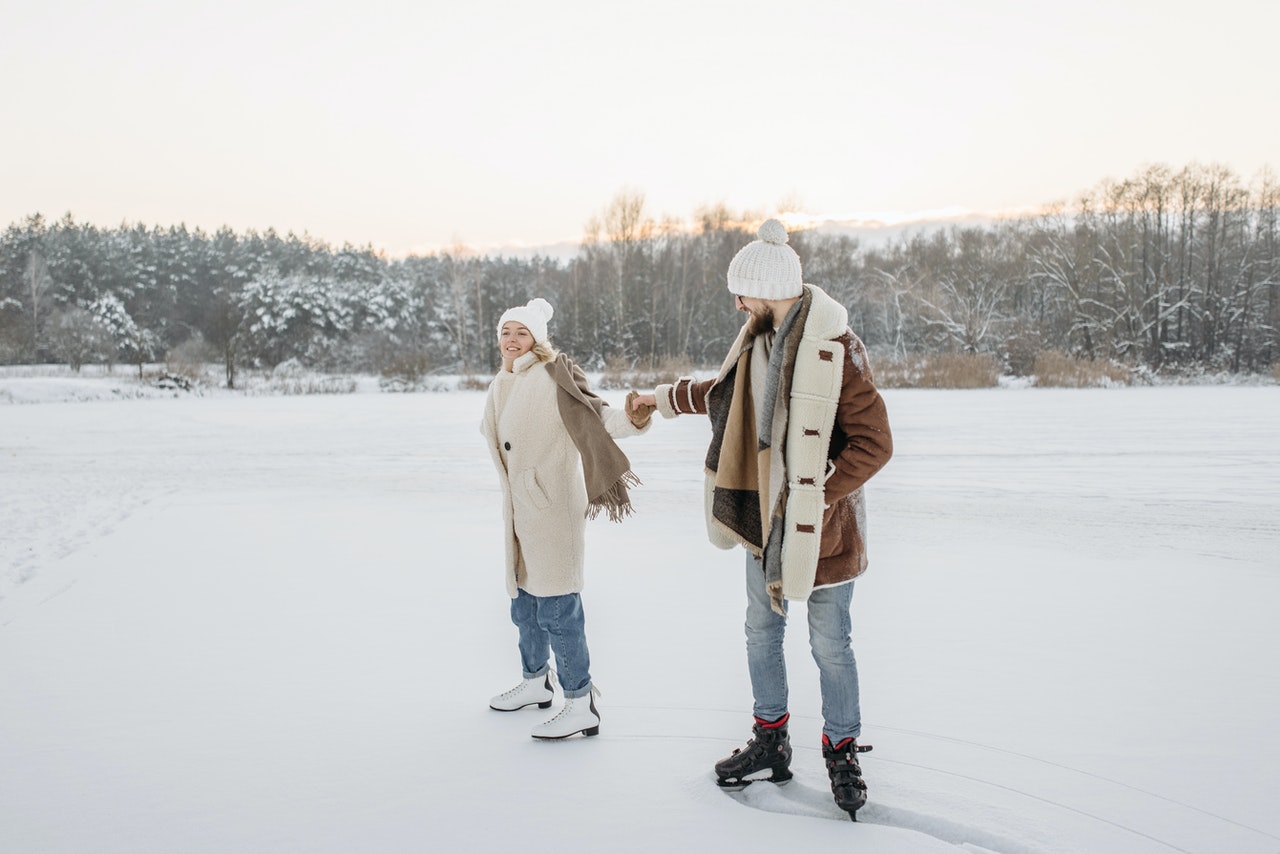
{"left": 489, "top": 699, "right": 553, "bottom": 712}
{"left": 716, "top": 773, "right": 793, "bottom": 791}
{"left": 531, "top": 725, "right": 600, "bottom": 740}
{"left": 839, "top": 798, "right": 867, "bottom": 820}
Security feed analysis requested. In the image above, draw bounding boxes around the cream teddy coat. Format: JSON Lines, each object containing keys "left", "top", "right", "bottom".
{"left": 481, "top": 351, "right": 647, "bottom": 598}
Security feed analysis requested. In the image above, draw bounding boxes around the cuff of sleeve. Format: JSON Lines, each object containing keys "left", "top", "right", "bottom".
{"left": 654, "top": 384, "right": 678, "bottom": 419}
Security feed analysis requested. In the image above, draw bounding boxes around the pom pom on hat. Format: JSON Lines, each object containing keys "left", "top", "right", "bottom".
{"left": 498, "top": 297, "right": 555, "bottom": 344}
{"left": 757, "top": 218, "right": 789, "bottom": 244}
{"left": 726, "top": 218, "right": 803, "bottom": 300}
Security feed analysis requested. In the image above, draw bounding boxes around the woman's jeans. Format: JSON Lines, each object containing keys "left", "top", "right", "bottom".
{"left": 511, "top": 589, "right": 592, "bottom": 699}
{"left": 744, "top": 552, "right": 862, "bottom": 743}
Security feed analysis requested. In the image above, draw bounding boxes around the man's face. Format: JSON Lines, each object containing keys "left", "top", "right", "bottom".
{"left": 735, "top": 294, "right": 774, "bottom": 336}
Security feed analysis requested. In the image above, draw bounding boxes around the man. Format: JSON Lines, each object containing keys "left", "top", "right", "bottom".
{"left": 630, "top": 219, "right": 892, "bottom": 819}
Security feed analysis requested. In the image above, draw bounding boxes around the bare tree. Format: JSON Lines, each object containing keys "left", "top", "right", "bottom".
{"left": 441, "top": 244, "right": 476, "bottom": 372}
{"left": 24, "top": 249, "right": 52, "bottom": 360}
{"left": 591, "top": 188, "right": 651, "bottom": 363}
{"left": 49, "top": 306, "right": 105, "bottom": 371}
{"left": 912, "top": 229, "right": 1013, "bottom": 353}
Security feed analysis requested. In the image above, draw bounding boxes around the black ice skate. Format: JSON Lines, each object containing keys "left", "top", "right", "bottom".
{"left": 822, "top": 734, "right": 871, "bottom": 820}
{"left": 714, "top": 714, "right": 793, "bottom": 790}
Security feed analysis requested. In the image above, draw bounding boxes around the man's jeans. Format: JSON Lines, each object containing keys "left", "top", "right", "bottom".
{"left": 744, "top": 552, "right": 862, "bottom": 743}
{"left": 511, "top": 589, "right": 593, "bottom": 698}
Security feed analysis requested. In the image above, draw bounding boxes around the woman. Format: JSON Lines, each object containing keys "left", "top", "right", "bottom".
{"left": 480, "top": 298, "right": 654, "bottom": 739}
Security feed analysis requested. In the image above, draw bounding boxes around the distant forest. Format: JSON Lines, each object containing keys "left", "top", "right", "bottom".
{"left": 2, "top": 162, "right": 1276, "bottom": 386}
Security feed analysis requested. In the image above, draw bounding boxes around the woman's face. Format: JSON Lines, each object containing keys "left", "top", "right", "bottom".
{"left": 499, "top": 322, "right": 535, "bottom": 363}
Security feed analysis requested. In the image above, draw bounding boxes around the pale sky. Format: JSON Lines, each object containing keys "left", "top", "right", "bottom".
{"left": 3, "top": 0, "right": 1276, "bottom": 256}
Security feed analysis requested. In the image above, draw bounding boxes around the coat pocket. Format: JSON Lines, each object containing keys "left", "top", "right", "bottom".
{"left": 819, "top": 500, "right": 848, "bottom": 559}
{"left": 518, "top": 469, "right": 552, "bottom": 510}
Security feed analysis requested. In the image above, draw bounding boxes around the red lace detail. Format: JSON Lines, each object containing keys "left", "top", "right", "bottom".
{"left": 754, "top": 712, "right": 790, "bottom": 729}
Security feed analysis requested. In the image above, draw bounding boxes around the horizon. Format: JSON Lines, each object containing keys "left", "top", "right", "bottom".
{"left": 2, "top": 1, "right": 1276, "bottom": 257}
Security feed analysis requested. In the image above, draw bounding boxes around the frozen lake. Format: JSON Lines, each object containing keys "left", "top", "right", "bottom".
{"left": 2, "top": 383, "right": 1278, "bottom": 853}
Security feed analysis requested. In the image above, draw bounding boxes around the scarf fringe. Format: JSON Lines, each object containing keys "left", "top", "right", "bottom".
{"left": 585, "top": 471, "right": 643, "bottom": 523}
{"left": 766, "top": 579, "right": 787, "bottom": 617}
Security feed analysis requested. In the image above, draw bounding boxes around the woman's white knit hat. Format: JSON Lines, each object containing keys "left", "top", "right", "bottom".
{"left": 726, "top": 218, "right": 803, "bottom": 300}
{"left": 498, "top": 298, "right": 554, "bottom": 344}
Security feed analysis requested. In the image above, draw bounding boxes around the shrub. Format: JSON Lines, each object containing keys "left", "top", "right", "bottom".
{"left": 872, "top": 352, "right": 1000, "bottom": 389}
{"left": 1032, "top": 350, "right": 1131, "bottom": 387}
{"left": 377, "top": 349, "right": 432, "bottom": 382}
{"left": 1002, "top": 325, "right": 1049, "bottom": 377}
{"left": 379, "top": 375, "right": 454, "bottom": 393}
{"left": 598, "top": 354, "right": 696, "bottom": 390}
{"left": 349, "top": 330, "right": 432, "bottom": 381}
{"left": 456, "top": 374, "right": 491, "bottom": 391}
{"left": 237, "top": 359, "right": 358, "bottom": 395}
{"left": 165, "top": 335, "right": 219, "bottom": 384}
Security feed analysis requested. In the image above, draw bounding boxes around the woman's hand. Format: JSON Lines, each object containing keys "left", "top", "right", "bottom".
{"left": 625, "top": 391, "right": 657, "bottom": 428}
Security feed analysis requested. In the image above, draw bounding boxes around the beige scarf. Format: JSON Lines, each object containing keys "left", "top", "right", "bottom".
{"left": 548, "top": 355, "right": 641, "bottom": 522}
{"left": 706, "top": 292, "right": 810, "bottom": 613}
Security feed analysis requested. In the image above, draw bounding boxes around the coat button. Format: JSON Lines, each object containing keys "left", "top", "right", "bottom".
{"left": 504, "top": 441, "right": 511, "bottom": 451}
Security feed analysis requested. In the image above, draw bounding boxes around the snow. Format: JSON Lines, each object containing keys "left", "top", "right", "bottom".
{"left": 1, "top": 379, "right": 1278, "bottom": 853}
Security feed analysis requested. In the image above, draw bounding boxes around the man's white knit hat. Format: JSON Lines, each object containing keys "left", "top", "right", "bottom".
{"left": 726, "top": 218, "right": 803, "bottom": 300}
{"left": 498, "top": 298, "right": 554, "bottom": 344}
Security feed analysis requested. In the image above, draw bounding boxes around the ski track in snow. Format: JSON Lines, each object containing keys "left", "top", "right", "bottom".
{"left": 869, "top": 724, "right": 1280, "bottom": 849}
{"left": 729, "top": 777, "right": 1045, "bottom": 854}
{"left": 0, "top": 474, "right": 163, "bottom": 619}
{"left": 610, "top": 705, "right": 1280, "bottom": 854}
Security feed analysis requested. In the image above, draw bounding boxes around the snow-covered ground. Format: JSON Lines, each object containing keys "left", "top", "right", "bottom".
{"left": 1, "top": 377, "right": 1278, "bottom": 853}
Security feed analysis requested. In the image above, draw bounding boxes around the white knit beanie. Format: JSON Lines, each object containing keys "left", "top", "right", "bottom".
{"left": 497, "top": 298, "right": 554, "bottom": 344}
{"left": 726, "top": 218, "right": 803, "bottom": 300}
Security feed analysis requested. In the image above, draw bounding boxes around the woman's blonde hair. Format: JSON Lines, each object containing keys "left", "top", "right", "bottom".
{"left": 531, "top": 340, "right": 558, "bottom": 363}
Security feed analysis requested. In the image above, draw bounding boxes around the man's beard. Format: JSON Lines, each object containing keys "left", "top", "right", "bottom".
{"left": 746, "top": 305, "right": 775, "bottom": 337}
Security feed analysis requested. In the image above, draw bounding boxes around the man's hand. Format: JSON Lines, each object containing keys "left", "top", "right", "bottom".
{"left": 625, "top": 391, "right": 656, "bottom": 428}
{"left": 629, "top": 392, "right": 656, "bottom": 412}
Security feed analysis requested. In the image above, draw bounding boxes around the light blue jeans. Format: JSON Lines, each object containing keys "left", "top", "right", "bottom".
{"left": 510, "top": 589, "right": 593, "bottom": 699}
{"left": 743, "top": 552, "right": 862, "bottom": 743}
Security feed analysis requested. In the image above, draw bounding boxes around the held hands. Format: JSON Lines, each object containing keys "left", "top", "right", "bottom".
{"left": 625, "top": 391, "right": 657, "bottom": 428}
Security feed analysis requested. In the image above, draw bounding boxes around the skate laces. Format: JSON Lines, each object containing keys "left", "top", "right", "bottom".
{"left": 545, "top": 689, "right": 597, "bottom": 723}
{"left": 545, "top": 703, "right": 572, "bottom": 723}
{"left": 500, "top": 668, "right": 556, "bottom": 699}
{"left": 499, "top": 681, "right": 533, "bottom": 699}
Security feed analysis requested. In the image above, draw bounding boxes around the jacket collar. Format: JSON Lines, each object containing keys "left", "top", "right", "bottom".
{"left": 798, "top": 283, "right": 848, "bottom": 341}
{"left": 511, "top": 351, "right": 540, "bottom": 374}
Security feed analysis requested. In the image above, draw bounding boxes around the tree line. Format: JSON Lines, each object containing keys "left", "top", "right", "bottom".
{"left": 2, "top": 162, "right": 1276, "bottom": 386}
